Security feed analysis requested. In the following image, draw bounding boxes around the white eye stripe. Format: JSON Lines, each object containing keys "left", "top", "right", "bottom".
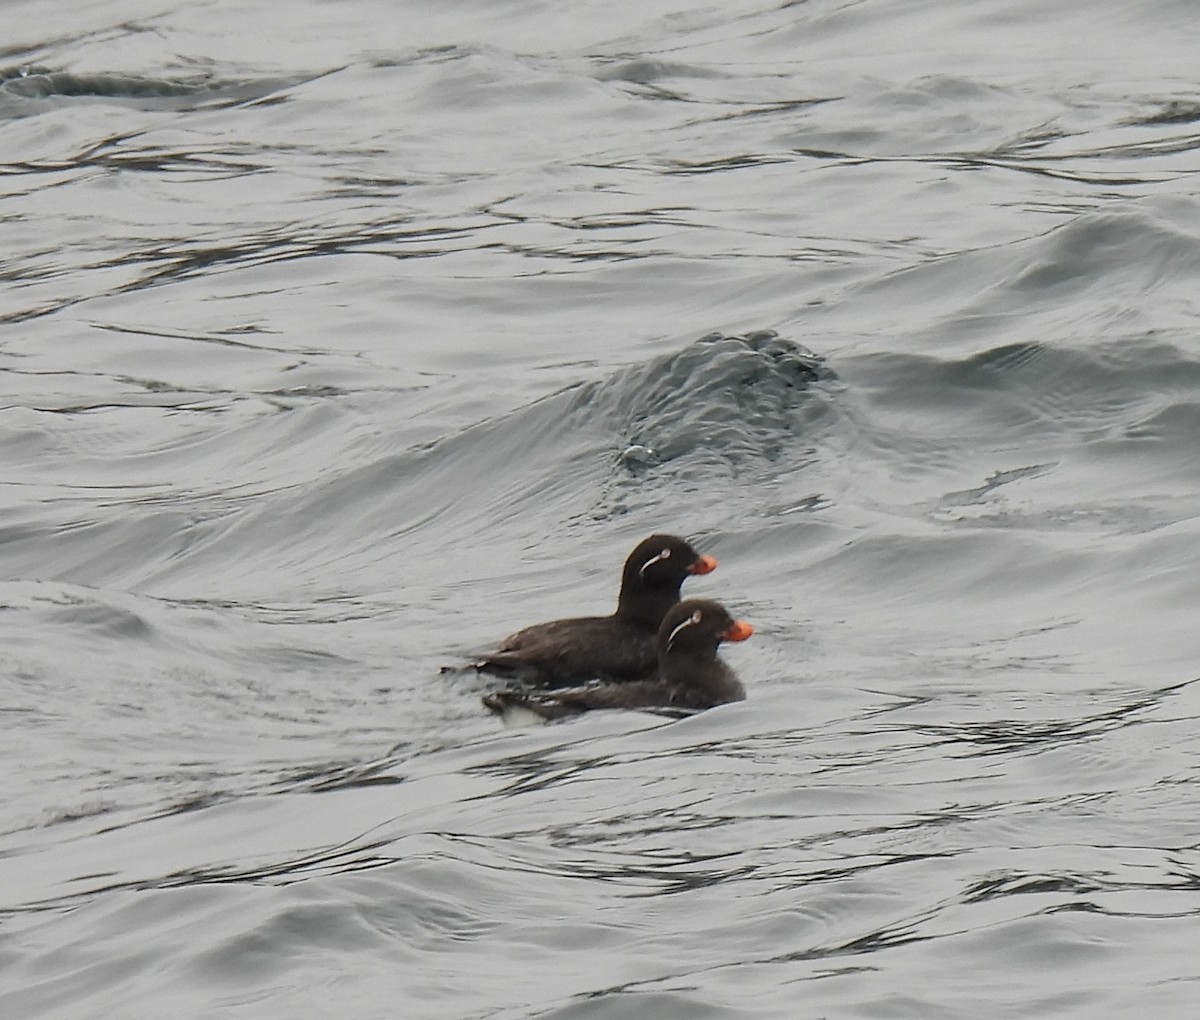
{"left": 666, "top": 609, "right": 703, "bottom": 649}
{"left": 638, "top": 547, "right": 672, "bottom": 579}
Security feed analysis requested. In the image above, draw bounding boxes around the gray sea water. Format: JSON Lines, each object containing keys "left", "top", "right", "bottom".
{"left": 3, "top": 1, "right": 1200, "bottom": 1017}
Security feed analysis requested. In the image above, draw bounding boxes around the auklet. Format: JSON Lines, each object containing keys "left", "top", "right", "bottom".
{"left": 483, "top": 598, "right": 751, "bottom": 720}
{"left": 474, "top": 534, "right": 718, "bottom": 688}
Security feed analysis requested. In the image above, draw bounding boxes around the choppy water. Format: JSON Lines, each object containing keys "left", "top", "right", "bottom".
{"left": 3, "top": 1, "right": 1200, "bottom": 1017}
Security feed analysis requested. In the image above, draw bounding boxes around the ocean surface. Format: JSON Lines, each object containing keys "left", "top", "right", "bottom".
{"left": 3, "top": 0, "right": 1200, "bottom": 1016}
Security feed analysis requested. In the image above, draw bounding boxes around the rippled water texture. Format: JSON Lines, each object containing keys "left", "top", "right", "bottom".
{"left": 3, "top": 0, "right": 1200, "bottom": 1017}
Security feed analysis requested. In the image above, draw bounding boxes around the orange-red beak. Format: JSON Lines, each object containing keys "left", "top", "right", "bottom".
{"left": 723, "top": 620, "right": 753, "bottom": 642}
{"left": 688, "top": 554, "right": 718, "bottom": 576}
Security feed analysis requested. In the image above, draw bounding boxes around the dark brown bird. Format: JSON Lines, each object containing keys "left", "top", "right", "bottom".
{"left": 474, "top": 534, "right": 718, "bottom": 688}
{"left": 483, "top": 598, "right": 751, "bottom": 720}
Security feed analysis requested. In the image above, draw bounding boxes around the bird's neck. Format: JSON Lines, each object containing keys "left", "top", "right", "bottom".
{"left": 615, "top": 585, "right": 679, "bottom": 631}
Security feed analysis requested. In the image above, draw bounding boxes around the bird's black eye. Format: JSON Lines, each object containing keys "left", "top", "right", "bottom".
{"left": 691, "top": 610, "right": 702, "bottom": 625}
{"left": 660, "top": 548, "right": 671, "bottom": 559}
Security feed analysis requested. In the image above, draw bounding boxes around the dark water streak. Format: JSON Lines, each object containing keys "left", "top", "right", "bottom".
{"left": 3, "top": 0, "right": 1200, "bottom": 1017}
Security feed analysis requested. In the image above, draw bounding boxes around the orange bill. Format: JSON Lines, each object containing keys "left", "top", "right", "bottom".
{"left": 724, "top": 619, "right": 753, "bottom": 642}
